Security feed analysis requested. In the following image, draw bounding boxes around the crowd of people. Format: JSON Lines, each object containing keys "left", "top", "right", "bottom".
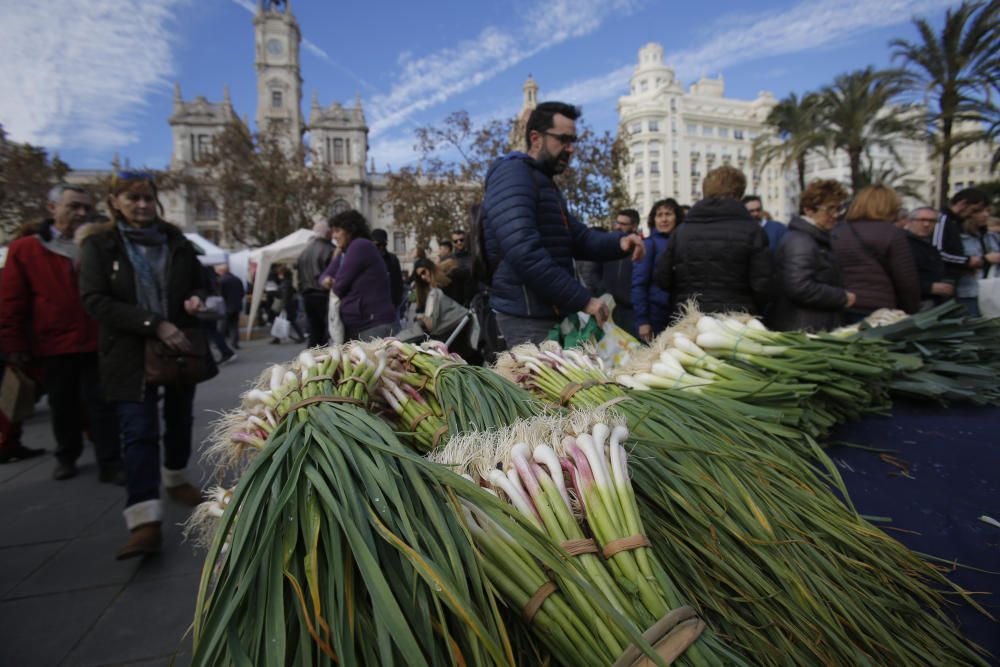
{"left": 0, "top": 98, "right": 997, "bottom": 561}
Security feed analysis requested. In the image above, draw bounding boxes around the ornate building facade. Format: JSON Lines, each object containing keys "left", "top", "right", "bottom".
{"left": 144, "top": 0, "right": 392, "bottom": 246}
{"left": 618, "top": 44, "right": 795, "bottom": 220}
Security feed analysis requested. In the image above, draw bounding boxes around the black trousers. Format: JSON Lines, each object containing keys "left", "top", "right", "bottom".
{"left": 41, "top": 353, "right": 120, "bottom": 468}
{"left": 303, "top": 291, "right": 330, "bottom": 348}
{"left": 221, "top": 312, "right": 241, "bottom": 349}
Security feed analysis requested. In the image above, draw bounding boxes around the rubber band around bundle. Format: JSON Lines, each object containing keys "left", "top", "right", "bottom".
{"left": 431, "top": 361, "right": 463, "bottom": 383}
{"left": 560, "top": 538, "right": 599, "bottom": 556}
{"left": 281, "top": 395, "right": 366, "bottom": 423}
{"left": 409, "top": 411, "right": 435, "bottom": 431}
{"left": 337, "top": 374, "right": 370, "bottom": 386}
{"left": 303, "top": 374, "right": 334, "bottom": 385}
{"left": 559, "top": 379, "right": 607, "bottom": 405}
{"left": 730, "top": 328, "right": 748, "bottom": 357}
{"left": 603, "top": 534, "right": 652, "bottom": 558}
{"left": 522, "top": 581, "right": 558, "bottom": 623}
{"left": 431, "top": 425, "right": 449, "bottom": 448}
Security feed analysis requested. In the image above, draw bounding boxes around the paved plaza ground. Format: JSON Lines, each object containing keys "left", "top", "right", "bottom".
{"left": 0, "top": 339, "right": 296, "bottom": 667}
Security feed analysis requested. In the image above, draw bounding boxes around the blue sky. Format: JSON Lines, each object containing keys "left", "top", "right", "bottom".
{"left": 0, "top": 0, "right": 962, "bottom": 171}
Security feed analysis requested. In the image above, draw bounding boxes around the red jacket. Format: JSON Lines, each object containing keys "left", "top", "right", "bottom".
{"left": 0, "top": 222, "right": 98, "bottom": 357}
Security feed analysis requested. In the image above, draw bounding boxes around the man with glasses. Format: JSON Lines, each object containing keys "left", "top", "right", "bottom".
{"left": 592, "top": 210, "right": 640, "bottom": 336}
{"left": 441, "top": 229, "right": 474, "bottom": 306}
{"left": 904, "top": 206, "right": 954, "bottom": 310}
{"left": 743, "top": 195, "right": 786, "bottom": 250}
{"left": 480, "top": 101, "right": 644, "bottom": 346}
{"left": 0, "top": 184, "right": 122, "bottom": 481}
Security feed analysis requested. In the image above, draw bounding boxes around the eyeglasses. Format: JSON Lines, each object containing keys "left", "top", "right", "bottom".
{"left": 911, "top": 217, "right": 938, "bottom": 224}
{"left": 451, "top": 237, "right": 465, "bottom": 244}
{"left": 819, "top": 204, "right": 845, "bottom": 215}
{"left": 542, "top": 131, "right": 579, "bottom": 145}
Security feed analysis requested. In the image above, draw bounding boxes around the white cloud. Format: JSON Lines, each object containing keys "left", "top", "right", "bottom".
{"left": 368, "top": 134, "right": 422, "bottom": 170}
{"left": 367, "top": 0, "right": 644, "bottom": 137}
{"left": 542, "top": 0, "right": 960, "bottom": 111}
{"left": 0, "top": 0, "right": 187, "bottom": 151}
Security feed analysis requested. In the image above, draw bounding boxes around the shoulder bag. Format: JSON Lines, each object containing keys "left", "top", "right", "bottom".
{"left": 145, "top": 327, "right": 218, "bottom": 386}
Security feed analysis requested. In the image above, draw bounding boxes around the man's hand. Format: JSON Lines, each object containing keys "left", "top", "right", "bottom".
{"left": 620, "top": 234, "right": 645, "bottom": 261}
{"left": 931, "top": 282, "right": 955, "bottom": 296}
{"left": 5, "top": 351, "right": 29, "bottom": 367}
{"left": 584, "top": 297, "right": 610, "bottom": 327}
{"left": 985, "top": 252, "right": 1000, "bottom": 266}
{"left": 320, "top": 276, "right": 333, "bottom": 289}
{"left": 156, "top": 321, "right": 192, "bottom": 353}
{"left": 184, "top": 296, "right": 203, "bottom": 315}
{"left": 969, "top": 255, "right": 984, "bottom": 269}
{"left": 638, "top": 323, "right": 653, "bottom": 343}
{"left": 845, "top": 291, "right": 857, "bottom": 309}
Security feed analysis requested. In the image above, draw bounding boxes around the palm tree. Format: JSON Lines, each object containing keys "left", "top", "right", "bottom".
{"left": 753, "top": 92, "right": 826, "bottom": 192}
{"left": 890, "top": 0, "right": 999, "bottom": 207}
{"left": 819, "top": 67, "right": 921, "bottom": 191}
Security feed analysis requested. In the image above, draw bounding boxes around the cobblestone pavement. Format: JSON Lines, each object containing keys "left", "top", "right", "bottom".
{"left": 0, "top": 339, "right": 299, "bottom": 666}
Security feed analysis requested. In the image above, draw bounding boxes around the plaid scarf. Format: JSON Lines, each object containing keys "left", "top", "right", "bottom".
{"left": 117, "top": 222, "right": 167, "bottom": 316}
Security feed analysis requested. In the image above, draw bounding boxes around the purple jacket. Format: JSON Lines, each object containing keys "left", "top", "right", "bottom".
{"left": 321, "top": 238, "right": 395, "bottom": 330}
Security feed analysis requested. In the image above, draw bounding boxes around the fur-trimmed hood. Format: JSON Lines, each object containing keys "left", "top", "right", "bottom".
{"left": 76, "top": 218, "right": 185, "bottom": 246}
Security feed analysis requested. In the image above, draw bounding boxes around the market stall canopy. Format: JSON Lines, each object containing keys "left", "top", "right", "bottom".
{"left": 184, "top": 233, "right": 228, "bottom": 266}
{"left": 245, "top": 228, "right": 317, "bottom": 337}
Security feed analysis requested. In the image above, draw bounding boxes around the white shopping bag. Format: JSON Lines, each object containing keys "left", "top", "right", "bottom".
{"left": 270, "top": 312, "right": 291, "bottom": 341}
{"left": 977, "top": 265, "right": 1000, "bottom": 319}
{"left": 327, "top": 292, "right": 345, "bottom": 345}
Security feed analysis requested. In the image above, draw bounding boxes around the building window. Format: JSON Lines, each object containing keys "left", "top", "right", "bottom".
{"left": 393, "top": 231, "right": 406, "bottom": 255}
{"left": 191, "top": 134, "right": 212, "bottom": 161}
{"left": 271, "top": 90, "right": 283, "bottom": 108}
{"left": 718, "top": 127, "right": 729, "bottom": 138}
{"left": 702, "top": 126, "right": 714, "bottom": 136}
{"left": 670, "top": 99, "right": 677, "bottom": 112}
{"left": 650, "top": 160, "right": 660, "bottom": 174}
{"left": 630, "top": 122, "right": 642, "bottom": 135}
{"left": 345, "top": 138, "right": 352, "bottom": 165}
{"left": 331, "top": 199, "right": 350, "bottom": 216}
{"left": 734, "top": 129, "right": 744, "bottom": 140}
{"left": 195, "top": 198, "right": 218, "bottom": 220}
{"left": 640, "top": 80, "right": 648, "bottom": 93}
{"left": 634, "top": 163, "right": 644, "bottom": 176}
{"left": 325, "top": 137, "right": 332, "bottom": 163}
{"left": 671, "top": 119, "right": 677, "bottom": 133}
{"left": 687, "top": 124, "right": 697, "bottom": 135}
{"left": 334, "top": 138, "right": 345, "bottom": 164}
{"left": 648, "top": 120, "right": 659, "bottom": 132}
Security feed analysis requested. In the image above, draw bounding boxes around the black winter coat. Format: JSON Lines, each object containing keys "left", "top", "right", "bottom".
{"left": 767, "top": 217, "right": 848, "bottom": 332}
{"left": 482, "top": 153, "right": 625, "bottom": 318}
{"left": 654, "top": 198, "right": 772, "bottom": 315}
{"left": 905, "top": 232, "right": 947, "bottom": 302}
{"left": 79, "top": 220, "right": 205, "bottom": 402}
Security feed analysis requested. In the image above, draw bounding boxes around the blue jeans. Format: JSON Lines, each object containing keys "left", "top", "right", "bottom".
{"left": 494, "top": 312, "right": 560, "bottom": 348}
{"left": 116, "top": 384, "right": 196, "bottom": 507}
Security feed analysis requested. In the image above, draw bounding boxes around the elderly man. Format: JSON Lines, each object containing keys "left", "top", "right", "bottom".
{"left": 903, "top": 206, "right": 954, "bottom": 310}
{"left": 296, "top": 220, "right": 334, "bottom": 347}
{"left": 481, "top": 101, "right": 644, "bottom": 346}
{"left": 0, "top": 184, "right": 121, "bottom": 481}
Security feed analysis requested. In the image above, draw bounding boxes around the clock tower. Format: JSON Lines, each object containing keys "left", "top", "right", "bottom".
{"left": 253, "top": 0, "right": 303, "bottom": 153}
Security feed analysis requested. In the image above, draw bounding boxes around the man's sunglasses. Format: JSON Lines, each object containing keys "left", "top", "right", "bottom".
{"left": 542, "top": 131, "right": 579, "bottom": 145}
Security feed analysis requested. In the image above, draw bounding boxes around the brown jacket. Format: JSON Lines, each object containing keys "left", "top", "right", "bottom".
{"left": 830, "top": 219, "right": 920, "bottom": 314}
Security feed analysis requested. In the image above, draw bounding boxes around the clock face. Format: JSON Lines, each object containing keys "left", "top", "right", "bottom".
{"left": 266, "top": 39, "right": 284, "bottom": 56}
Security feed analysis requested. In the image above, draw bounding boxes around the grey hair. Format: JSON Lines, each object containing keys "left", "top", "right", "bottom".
{"left": 312, "top": 220, "right": 330, "bottom": 236}
{"left": 47, "top": 183, "right": 90, "bottom": 204}
{"left": 908, "top": 205, "right": 938, "bottom": 219}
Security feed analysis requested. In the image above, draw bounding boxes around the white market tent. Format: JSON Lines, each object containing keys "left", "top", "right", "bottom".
{"left": 245, "top": 228, "right": 316, "bottom": 337}
{"left": 184, "top": 233, "right": 228, "bottom": 266}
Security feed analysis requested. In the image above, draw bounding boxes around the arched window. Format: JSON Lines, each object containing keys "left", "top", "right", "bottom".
{"left": 331, "top": 199, "right": 350, "bottom": 216}
{"left": 196, "top": 198, "right": 218, "bottom": 220}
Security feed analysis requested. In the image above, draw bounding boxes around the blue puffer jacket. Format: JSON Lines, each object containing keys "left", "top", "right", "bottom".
{"left": 482, "top": 153, "right": 626, "bottom": 318}
{"left": 631, "top": 231, "right": 671, "bottom": 328}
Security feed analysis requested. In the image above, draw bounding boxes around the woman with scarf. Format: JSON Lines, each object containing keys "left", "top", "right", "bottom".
{"left": 79, "top": 172, "right": 210, "bottom": 560}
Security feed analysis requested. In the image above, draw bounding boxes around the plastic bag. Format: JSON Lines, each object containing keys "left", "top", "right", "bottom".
{"left": 270, "top": 313, "right": 290, "bottom": 341}
{"left": 328, "top": 292, "right": 345, "bottom": 345}
{"left": 549, "top": 294, "right": 641, "bottom": 368}
{"left": 978, "top": 265, "right": 1000, "bottom": 319}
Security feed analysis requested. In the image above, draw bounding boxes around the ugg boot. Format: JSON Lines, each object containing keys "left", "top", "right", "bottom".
{"left": 162, "top": 467, "right": 204, "bottom": 507}
{"left": 118, "top": 499, "right": 163, "bottom": 560}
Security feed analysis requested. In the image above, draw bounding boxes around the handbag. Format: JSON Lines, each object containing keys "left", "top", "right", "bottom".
{"left": 0, "top": 366, "right": 36, "bottom": 422}
{"left": 977, "top": 264, "right": 1000, "bottom": 318}
{"left": 145, "top": 327, "right": 218, "bottom": 386}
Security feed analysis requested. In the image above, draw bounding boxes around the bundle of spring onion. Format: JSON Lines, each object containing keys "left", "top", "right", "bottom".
{"left": 615, "top": 308, "right": 895, "bottom": 437}
{"left": 190, "top": 344, "right": 526, "bottom": 665}
{"left": 492, "top": 344, "right": 991, "bottom": 665}
{"left": 847, "top": 302, "right": 1000, "bottom": 405}
{"left": 434, "top": 411, "right": 747, "bottom": 666}
{"left": 376, "top": 341, "right": 541, "bottom": 451}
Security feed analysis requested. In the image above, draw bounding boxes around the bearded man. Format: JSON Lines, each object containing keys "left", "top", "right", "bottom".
{"left": 480, "top": 101, "right": 644, "bottom": 346}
